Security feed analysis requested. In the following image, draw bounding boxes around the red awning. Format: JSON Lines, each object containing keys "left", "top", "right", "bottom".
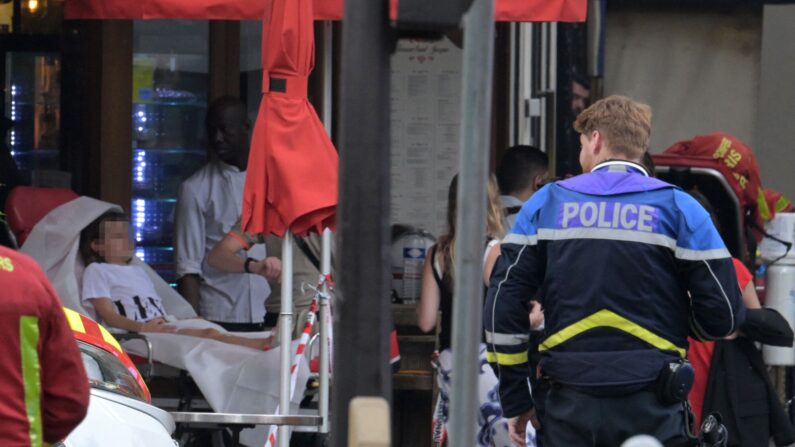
{"left": 65, "top": 0, "right": 586, "bottom": 22}
{"left": 241, "top": 0, "right": 338, "bottom": 237}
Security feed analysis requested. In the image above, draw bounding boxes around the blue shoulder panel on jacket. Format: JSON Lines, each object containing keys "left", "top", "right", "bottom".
{"left": 673, "top": 189, "right": 730, "bottom": 257}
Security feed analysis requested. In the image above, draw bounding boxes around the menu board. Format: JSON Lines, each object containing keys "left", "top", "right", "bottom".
{"left": 390, "top": 37, "right": 463, "bottom": 238}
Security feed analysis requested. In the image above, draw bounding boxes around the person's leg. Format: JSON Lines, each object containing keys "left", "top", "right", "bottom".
{"left": 599, "top": 390, "right": 689, "bottom": 447}
{"left": 176, "top": 328, "right": 272, "bottom": 350}
{"left": 543, "top": 386, "right": 599, "bottom": 447}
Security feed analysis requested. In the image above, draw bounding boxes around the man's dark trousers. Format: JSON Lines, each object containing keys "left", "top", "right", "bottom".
{"left": 542, "top": 385, "right": 690, "bottom": 447}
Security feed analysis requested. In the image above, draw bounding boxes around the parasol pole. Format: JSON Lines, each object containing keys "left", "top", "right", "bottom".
{"left": 319, "top": 19, "right": 333, "bottom": 435}
{"left": 448, "top": 0, "right": 495, "bottom": 445}
{"left": 278, "top": 230, "right": 294, "bottom": 447}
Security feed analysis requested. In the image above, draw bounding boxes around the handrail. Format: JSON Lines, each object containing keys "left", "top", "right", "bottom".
{"left": 170, "top": 412, "right": 322, "bottom": 427}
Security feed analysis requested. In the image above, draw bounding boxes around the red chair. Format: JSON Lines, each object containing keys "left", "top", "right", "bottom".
{"left": 5, "top": 186, "right": 79, "bottom": 247}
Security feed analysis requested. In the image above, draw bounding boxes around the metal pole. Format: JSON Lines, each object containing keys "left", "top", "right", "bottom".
{"left": 320, "top": 228, "right": 332, "bottom": 434}
{"left": 278, "top": 230, "right": 294, "bottom": 447}
{"left": 333, "top": 0, "right": 393, "bottom": 445}
{"left": 449, "top": 0, "right": 495, "bottom": 446}
{"left": 319, "top": 20, "right": 334, "bottom": 436}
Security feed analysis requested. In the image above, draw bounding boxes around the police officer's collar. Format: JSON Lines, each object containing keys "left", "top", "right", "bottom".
{"left": 591, "top": 159, "right": 649, "bottom": 177}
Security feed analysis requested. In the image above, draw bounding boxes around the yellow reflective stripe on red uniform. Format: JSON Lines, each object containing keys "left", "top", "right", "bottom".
{"left": 20, "top": 316, "right": 43, "bottom": 447}
{"left": 758, "top": 187, "right": 772, "bottom": 221}
{"left": 485, "top": 350, "right": 529, "bottom": 366}
{"left": 539, "top": 309, "right": 686, "bottom": 358}
{"left": 775, "top": 195, "right": 792, "bottom": 213}
{"left": 63, "top": 307, "right": 85, "bottom": 334}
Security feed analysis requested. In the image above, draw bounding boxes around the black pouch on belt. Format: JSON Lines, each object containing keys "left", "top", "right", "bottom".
{"left": 655, "top": 360, "right": 695, "bottom": 405}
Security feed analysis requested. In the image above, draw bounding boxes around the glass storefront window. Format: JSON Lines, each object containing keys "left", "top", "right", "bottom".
{"left": 132, "top": 20, "right": 208, "bottom": 285}
{"left": 4, "top": 51, "right": 61, "bottom": 179}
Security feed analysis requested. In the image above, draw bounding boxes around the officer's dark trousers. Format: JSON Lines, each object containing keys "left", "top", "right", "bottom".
{"left": 543, "top": 386, "right": 689, "bottom": 447}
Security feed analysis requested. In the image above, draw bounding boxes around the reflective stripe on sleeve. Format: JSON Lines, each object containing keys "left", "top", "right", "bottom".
{"left": 20, "top": 316, "right": 43, "bottom": 447}
{"left": 484, "top": 330, "right": 529, "bottom": 346}
{"left": 502, "top": 234, "right": 538, "bottom": 246}
{"left": 485, "top": 350, "right": 529, "bottom": 366}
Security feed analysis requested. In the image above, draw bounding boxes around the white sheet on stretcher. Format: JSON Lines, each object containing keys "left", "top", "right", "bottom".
{"left": 20, "top": 197, "right": 310, "bottom": 433}
{"left": 122, "top": 318, "right": 307, "bottom": 415}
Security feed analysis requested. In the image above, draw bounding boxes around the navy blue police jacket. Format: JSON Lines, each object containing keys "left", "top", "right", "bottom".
{"left": 484, "top": 160, "right": 746, "bottom": 418}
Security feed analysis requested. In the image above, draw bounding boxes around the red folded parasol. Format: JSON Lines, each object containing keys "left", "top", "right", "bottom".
{"left": 65, "top": 0, "right": 586, "bottom": 22}
{"left": 241, "top": 0, "right": 338, "bottom": 237}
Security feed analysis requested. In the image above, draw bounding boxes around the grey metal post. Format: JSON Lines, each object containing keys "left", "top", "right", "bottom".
{"left": 278, "top": 230, "right": 294, "bottom": 447}
{"left": 333, "top": 0, "right": 393, "bottom": 445}
{"left": 319, "top": 20, "right": 334, "bottom": 435}
{"left": 449, "top": 0, "right": 495, "bottom": 445}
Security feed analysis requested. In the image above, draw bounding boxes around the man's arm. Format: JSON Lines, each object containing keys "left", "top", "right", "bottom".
{"left": 483, "top": 189, "right": 548, "bottom": 419}
{"left": 38, "top": 277, "right": 89, "bottom": 442}
{"left": 675, "top": 192, "right": 746, "bottom": 339}
{"left": 177, "top": 274, "right": 202, "bottom": 313}
{"left": 174, "top": 182, "right": 205, "bottom": 313}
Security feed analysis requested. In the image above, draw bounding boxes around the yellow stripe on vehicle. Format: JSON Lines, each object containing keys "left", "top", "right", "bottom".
{"left": 98, "top": 324, "right": 122, "bottom": 352}
{"left": 63, "top": 307, "right": 85, "bottom": 334}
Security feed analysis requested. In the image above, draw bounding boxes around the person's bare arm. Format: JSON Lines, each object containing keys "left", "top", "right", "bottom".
{"left": 483, "top": 242, "right": 501, "bottom": 287}
{"left": 741, "top": 281, "right": 762, "bottom": 309}
{"left": 90, "top": 298, "right": 175, "bottom": 333}
{"left": 417, "top": 247, "right": 441, "bottom": 333}
{"left": 177, "top": 274, "right": 201, "bottom": 314}
{"left": 207, "top": 233, "right": 281, "bottom": 280}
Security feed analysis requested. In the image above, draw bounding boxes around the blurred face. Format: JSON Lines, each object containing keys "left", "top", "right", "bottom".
{"left": 206, "top": 104, "right": 249, "bottom": 167}
{"left": 92, "top": 220, "right": 133, "bottom": 264}
{"left": 571, "top": 81, "right": 590, "bottom": 117}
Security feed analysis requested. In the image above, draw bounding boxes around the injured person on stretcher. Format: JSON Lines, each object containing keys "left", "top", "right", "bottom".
{"left": 17, "top": 192, "right": 310, "bottom": 445}
{"left": 79, "top": 210, "right": 275, "bottom": 351}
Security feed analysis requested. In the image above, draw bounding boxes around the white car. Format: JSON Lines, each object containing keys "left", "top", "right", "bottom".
{"left": 56, "top": 310, "right": 177, "bottom": 447}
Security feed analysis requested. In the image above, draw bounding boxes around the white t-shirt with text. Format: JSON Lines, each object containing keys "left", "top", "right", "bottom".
{"left": 82, "top": 262, "right": 166, "bottom": 322}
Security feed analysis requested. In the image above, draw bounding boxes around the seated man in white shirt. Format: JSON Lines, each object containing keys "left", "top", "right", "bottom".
{"left": 495, "top": 145, "right": 549, "bottom": 228}
{"left": 175, "top": 96, "right": 276, "bottom": 332}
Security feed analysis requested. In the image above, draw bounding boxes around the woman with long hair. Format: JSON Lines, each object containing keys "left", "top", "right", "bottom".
{"left": 417, "top": 174, "right": 511, "bottom": 446}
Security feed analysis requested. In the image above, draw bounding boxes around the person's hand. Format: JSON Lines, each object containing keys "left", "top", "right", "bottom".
{"left": 508, "top": 408, "right": 540, "bottom": 447}
{"left": 249, "top": 257, "right": 282, "bottom": 281}
{"left": 724, "top": 331, "right": 740, "bottom": 340}
{"left": 529, "top": 301, "right": 544, "bottom": 330}
{"left": 139, "top": 318, "right": 176, "bottom": 333}
{"left": 261, "top": 257, "right": 282, "bottom": 281}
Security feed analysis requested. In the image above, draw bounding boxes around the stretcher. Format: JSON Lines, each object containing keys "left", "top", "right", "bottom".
{"left": 6, "top": 186, "right": 322, "bottom": 446}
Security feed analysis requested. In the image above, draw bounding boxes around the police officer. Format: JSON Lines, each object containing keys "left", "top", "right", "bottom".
{"left": 484, "top": 95, "right": 745, "bottom": 447}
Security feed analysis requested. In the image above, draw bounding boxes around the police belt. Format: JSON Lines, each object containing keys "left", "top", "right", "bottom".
{"left": 540, "top": 349, "right": 680, "bottom": 393}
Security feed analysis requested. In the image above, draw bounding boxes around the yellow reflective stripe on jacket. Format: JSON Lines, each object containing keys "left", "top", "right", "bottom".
{"left": 485, "top": 350, "right": 529, "bottom": 366}
{"left": 775, "top": 195, "right": 792, "bottom": 213}
{"left": 539, "top": 309, "right": 686, "bottom": 358}
{"left": 758, "top": 187, "right": 772, "bottom": 221}
{"left": 20, "top": 316, "right": 43, "bottom": 447}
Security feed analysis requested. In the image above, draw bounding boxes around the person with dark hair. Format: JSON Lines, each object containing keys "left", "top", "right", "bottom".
{"left": 175, "top": 96, "right": 274, "bottom": 332}
{"left": 496, "top": 145, "right": 549, "bottom": 227}
{"left": 80, "top": 211, "right": 274, "bottom": 349}
{"left": 640, "top": 151, "right": 656, "bottom": 178}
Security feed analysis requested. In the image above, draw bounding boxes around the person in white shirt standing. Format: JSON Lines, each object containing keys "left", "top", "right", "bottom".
{"left": 175, "top": 96, "right": 278, "bottom": 332}
{"left": 495, "top": 145, "right": 549, "bottom": 228}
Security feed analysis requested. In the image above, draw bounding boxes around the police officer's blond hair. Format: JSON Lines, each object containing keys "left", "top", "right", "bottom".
{"left": 574, "top": 95, "right": 652, "bottom": 161}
